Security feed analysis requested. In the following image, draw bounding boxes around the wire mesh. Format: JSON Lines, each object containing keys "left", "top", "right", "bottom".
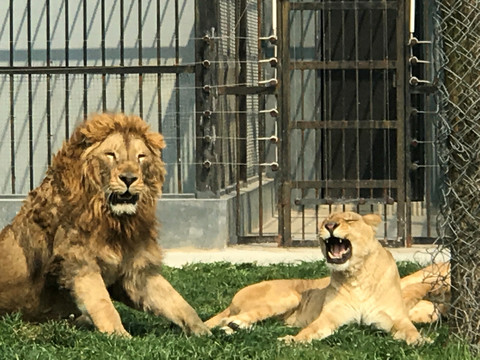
{"left": 433, "top": 0, "right": 480, "bottom": 345}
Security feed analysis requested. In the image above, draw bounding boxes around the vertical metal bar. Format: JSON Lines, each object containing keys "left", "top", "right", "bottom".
{"left": 382, "top": 2, "right": 390, "bottom": 239}
{"left": 236, "top": 0, "right": 247, "bottom": 238}
{"left": 101, "top": 0, "right": 107, "bottom": 111}
{"left": 46, "top": 0, "right": 52, "bottom": 164}
{"left": 237, "top": 0, "right": 247, "bottom": 183}
{"left": 396, "top": 0, "right": 408, "bottom": 245}
{"left": 354, "top": 0, "right": 360, "bottom": 211}
{"left": 27, "top": 0, "right": 34, "bottom": 190}
{"left": 278, "top": 0, "right": 292, "bottom": 246}
{"left": 257, "top": 0, "right": 264, "bottom": 236}
{"left": 341, "top": 6, "right": 346, "bottom": 208}
{"left": 120, "top": 0, "right": 125, "bottom": 113}
{"left": 9, "top": 0, "right": 15, "bottom": 194}
{"left": 64, "top": 0, "right": 70, "bottom": 138}
{"left": 138, "top": 0, "right": 144, "bottom": 118}
{"left": 382, "top": 2, "right": 392, "bottom": 240}
{"left": 300, "top": 10, "right": 306, "bottom": 241}
{"left": 314, "top": 4, "right": 321, "bottom": 236}
{"left": 368, "top": 2, "right": 375, "bottom": 216}
{"left": 325, "top": 7, "right": 332, "bottom": 212}
{"left": 156, "top": 0, "right": 163, "bottom": 133}
{"left": 83, "top": 0, "right": 88, "bottom": 117}
{"left": 194, "top": 0, "right": 219, "bottom": 196}
{"left": 174, "top": 0, "right": 182, "bottom": 192}
{"left": 404, "top": 0, "right": 413, "bottom": 245}
{"left": 423, "top": 1, "right": 432, "bottom": 239}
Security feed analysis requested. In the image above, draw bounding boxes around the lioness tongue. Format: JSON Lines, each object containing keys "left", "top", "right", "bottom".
{"left": 331, "top": 243, "right": 346, "bottom": 257}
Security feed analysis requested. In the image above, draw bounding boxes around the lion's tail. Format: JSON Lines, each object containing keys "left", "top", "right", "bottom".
{"left": 204, "top": 307, "right": 231, "bottom": 329}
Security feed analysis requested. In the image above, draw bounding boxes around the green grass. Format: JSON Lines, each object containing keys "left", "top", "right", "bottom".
{"left": 0, "top": 261, "right": 475, "bottom": 360}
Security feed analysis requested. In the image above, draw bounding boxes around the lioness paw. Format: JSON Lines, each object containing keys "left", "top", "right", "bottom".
{"left": 220, "top": 319, "right": 252, "bottom": 334}
{"left": 220, "top": 325, "right": 235, "bottom": 335}
{"left": 189, "top": 323, "right": 212, "bottom": 336}
{"left": 113, "top": 328, "right": 132, "bottom": 338}
{"left": 394, "top": 329, "right": 427, "bottom": 346}
{"left": 408, "top": 334, "right": 433, "bottom": 346}
{"left": 278, "top": 335, "right": 296, "bottom": 344}
{"left": 278, "top": 335, "right": 311, "bottom": 345}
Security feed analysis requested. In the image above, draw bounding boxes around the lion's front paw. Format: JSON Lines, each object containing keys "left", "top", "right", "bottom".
{"left": 278, "top": 334, "right": 311, "bottom": 345}
{"left": 278, "top": 334, "right": 312, "bottom": 345}
{"left": 408, "top": 334, "right": 433, "bottom": 346}
{"left": 278, "top": 335, "right": 296, "bottom": 344}
{"left": 116, "top": 328, "right": 132, "bottom": 338}
{"left": 219, "top": 319, "right": 252, "bottom": 334}
{"left": 189, "top": 322, "right": 212, "bottom": 336}
{"left": 394, "top": 329, "right": 429, "bottom": 346}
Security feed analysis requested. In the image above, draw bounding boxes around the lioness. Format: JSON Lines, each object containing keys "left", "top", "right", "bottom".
{"left": 205, "top": 262, "right": 449, "bottom": 333}
{"left": 280, "top": 212, "right": 425, "bottom": 344}
{"left": 207, "top": 212, "right": 448, "bottom": 344}
{"left": 0, "top": 113, "right": 210, "bottom": 337}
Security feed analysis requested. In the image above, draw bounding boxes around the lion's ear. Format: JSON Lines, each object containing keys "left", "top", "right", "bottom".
{"left": 146, "top": 132, "right": 166, "bottom": 151}
{"left": 362, "top": 214, "right": 382, "bottom": 228}
{"left": 70, "top": 125, "right": 92, "bottom": 149}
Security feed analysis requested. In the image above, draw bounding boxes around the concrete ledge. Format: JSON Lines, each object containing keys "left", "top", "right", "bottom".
{"left": 0, "top": 196, "right": 235, "bottom": 250}
{"left": 157, "top": 195, "right": 236, "bottom": 249}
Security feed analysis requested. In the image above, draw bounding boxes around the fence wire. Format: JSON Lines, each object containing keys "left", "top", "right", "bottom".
{"left": 433, "top": 0, "right": 480, "bottom": 345}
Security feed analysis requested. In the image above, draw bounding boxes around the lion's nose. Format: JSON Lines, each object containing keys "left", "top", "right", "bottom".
{"left": 119, "top": 173, "right": 138, "bottom": 188}
{"left": 324, "top": 221, "right": 338, "bottom": 234}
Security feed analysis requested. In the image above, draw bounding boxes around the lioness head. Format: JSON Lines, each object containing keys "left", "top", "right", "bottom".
{"left": 318, "top": 212, "right": 382, "bottom": 271}
{"left": 73, "top": 113, "right": 166, "bottom": 216}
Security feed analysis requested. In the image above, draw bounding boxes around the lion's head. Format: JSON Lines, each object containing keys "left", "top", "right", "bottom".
{"left": 318, "top": 212, "right": 382, "bottom": 271}
{"left": 53, "top": 113, "right": 166, "bottom": 219}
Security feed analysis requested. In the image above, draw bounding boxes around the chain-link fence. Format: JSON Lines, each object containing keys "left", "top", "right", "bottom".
{"left": 434, "top": 0, "right": 480, "bottom": 345}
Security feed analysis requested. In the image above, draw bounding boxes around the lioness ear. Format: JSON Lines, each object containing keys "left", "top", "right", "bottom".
{"left": 362, "top": 214, "right": 382, "bottom": 228}
{"left": 146, "top": 132, "right": 166, "bottom": 151}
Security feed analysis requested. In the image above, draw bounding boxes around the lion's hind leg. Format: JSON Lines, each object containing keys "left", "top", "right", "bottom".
{"left": 204, "top": 307, "right": 231, "bottom": 329}
{"left": 218, "top": 292, "right": 303, "bottom": 334}
{"left": 283, "top": 288, "right": 327, "bottom": 328}
{"left": 220, "top": 300, "right": 299, "bottom": 334}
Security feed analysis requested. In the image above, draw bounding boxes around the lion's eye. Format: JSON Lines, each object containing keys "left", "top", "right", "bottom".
{"left": 105, "top": 152, "right": 116, "bottom": 160}
{"left": 137, "top": 154, "right": 146, "bottom": 163}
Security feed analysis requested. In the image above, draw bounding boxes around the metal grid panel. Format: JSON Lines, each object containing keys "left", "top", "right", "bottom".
{"left": 0, "top": 0, "right": 196, "bottom": 195}
{"left": 278, "top": 0, "right": 409, "bottom": 244}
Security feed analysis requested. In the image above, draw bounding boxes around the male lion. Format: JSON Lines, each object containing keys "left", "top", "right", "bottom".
{"left": 206, "top": 212, "right": 449, "bottom": 345}
{"left": 0, "top": 113, "right": 210, "bottom": 337}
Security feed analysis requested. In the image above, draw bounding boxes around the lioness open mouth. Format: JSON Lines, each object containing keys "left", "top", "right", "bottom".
{"left": 324, "top": 237, "right": 352, "bottom": 264}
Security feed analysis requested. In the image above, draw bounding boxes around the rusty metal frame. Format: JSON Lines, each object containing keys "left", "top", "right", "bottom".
{"left": 275, "top": 0, "right": 410, "bottom": 246}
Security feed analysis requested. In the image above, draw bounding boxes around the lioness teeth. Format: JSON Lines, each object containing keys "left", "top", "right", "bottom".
{"left": 328, "top": 247, "right": 350, "bottom": 259}
{"left": 328, "top": 251, "right": 343, "bottom": 259}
